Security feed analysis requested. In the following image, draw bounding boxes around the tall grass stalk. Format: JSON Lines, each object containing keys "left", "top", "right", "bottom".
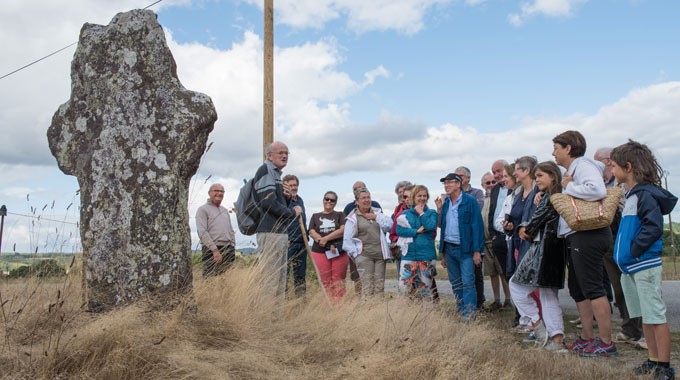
{"left": 0, "top": 254, "right": 643, "bottom": 379}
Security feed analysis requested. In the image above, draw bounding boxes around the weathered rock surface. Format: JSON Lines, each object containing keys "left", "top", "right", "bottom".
{"left": 47, "top": 9, "right": 217, "bottom": 312}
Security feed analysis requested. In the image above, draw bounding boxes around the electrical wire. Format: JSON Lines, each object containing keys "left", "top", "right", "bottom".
{"left": 0, "top": 0, "right": 164, "bottom": 81}
{"left": 7, "top": 212, "right": 79, "bottom": 226}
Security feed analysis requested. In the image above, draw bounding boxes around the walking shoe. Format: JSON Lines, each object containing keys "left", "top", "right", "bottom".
{"left": 635, "top": 338, "right": 649, "bottom": 350}
{"left": 567, "top": 336, "right": 594, "bottom": 353}
{"left": 544, "top": 339, "right": 569, "bottom": 353}
{"left": 521, "top": 320, "right": 548, "bottom": 346}
{"left": 633, "top": 360, "right": 658, "bottom": 375}
{"left": 483, "top": 300, "right": 502, "bottom": 312}
{"left": 503, "top": 299, "right": 513, "bottom": 308}
{"left": 614, "top": 332, "right": 635, "bottom": 343}
{"left": 532, "top": 320, "right": 549, "bottom": 347}
{"left": 580, "top": 337, "right": 617, "bottom": 357}
{"left": 511, "top": 324, "right": 532, "bottom": 334}
{"left": 522, "top": 331, "right": 538, "bottom": 343}
{"left": 654, "top": 366, "right": 675, "bottom": 380}
{"left": 569, "top": 317, "right": 581, "bottom": 324}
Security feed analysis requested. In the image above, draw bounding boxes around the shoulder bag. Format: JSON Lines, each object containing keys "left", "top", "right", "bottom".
{"left": 549, "top": 187, "right": 623, "bottom": 231}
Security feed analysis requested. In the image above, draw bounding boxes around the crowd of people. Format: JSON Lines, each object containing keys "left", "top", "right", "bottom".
{"left": 195, "top": 133, "right": 678, "bottom": 379}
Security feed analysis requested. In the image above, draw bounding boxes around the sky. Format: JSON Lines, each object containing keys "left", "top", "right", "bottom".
{"left": 1, "top": 0, "right": 679, "bottom": 253}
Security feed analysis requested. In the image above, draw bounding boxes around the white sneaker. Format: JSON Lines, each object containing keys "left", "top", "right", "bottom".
{"left": 635, "top": 338, "right": 648, "bottom": 350}
{"left": 544, "top": 339, "right": 569, "bottom": 353}
{"left": 613, "top": 332, "right": 633, "bottom": 343}
{"left": 532, "top": 320, "right": 549, "bottom": 347}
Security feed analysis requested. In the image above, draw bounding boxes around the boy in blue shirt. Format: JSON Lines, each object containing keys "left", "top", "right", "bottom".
{"left": 611, "top": 140, "right": 678, "bottom": 380}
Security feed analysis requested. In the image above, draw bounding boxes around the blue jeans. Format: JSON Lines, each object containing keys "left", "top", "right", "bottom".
{"left": 287, "top": 241, "right": 307, "bottom": 296}
{"left": 443, "top": 242, "right": 477, "bottom": 316}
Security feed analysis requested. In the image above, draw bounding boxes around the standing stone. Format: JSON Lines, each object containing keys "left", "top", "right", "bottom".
{"left": 47, "top": 9, "right": 217, "bottom": 312}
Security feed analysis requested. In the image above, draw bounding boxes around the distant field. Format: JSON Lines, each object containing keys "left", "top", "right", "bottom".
{"left": 0, "top": 254, "right": 78, "bottom": 275}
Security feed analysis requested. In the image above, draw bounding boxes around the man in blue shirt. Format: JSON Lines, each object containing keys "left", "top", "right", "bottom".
{"left": 436, "top": 173, "right": 485, "bottom": 318}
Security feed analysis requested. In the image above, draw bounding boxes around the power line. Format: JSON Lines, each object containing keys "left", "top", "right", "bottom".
{"left": 0, "top": 0, "right": 164, "bottom": 81}
{"left": 7, "top": 212, "right": 79, "bottom": 226}
{"left": 0, "top": 43, "right": 78, "bottom": 81}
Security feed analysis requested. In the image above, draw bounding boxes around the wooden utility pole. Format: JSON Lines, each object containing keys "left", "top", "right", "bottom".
{"left": 263, "top": 0, "right": 274, "bottom": 159}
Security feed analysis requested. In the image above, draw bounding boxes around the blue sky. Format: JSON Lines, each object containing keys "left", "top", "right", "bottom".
{"left": 1, "top": 0, "right": 680, "bottom": 253}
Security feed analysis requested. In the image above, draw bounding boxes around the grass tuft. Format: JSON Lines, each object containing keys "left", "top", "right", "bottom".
{"left": 0, "top": 260, "right": 648, "bottom": 379}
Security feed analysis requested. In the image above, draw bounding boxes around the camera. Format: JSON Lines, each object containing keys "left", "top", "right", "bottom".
{"left": 504, "top": 214, "right": 512, "bottom": 223}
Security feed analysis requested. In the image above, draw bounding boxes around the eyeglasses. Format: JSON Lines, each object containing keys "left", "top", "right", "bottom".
{"left": 273, "top": 151, "right": 289, "bottom": 155}
{"left": 402, "top": 195, "right": 410, "bottom": 199}
{"left": 484, "top": 181, "right": 496, "bottom": 185}
{"left": 211, "top": 190, "right": 225, "bottom": 193}
{"left": 323, "top": 197, "right": 337, "bottom": 203}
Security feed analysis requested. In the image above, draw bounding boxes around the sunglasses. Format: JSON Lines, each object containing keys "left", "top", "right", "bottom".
{"left": 485, "top": 181, "right": 497, "bottom": 185}
{"left": 401, "top": 195, "right": 410, "bottom": 199}
{"left": 323, "top": 197, "right": 337, "bottom": 203}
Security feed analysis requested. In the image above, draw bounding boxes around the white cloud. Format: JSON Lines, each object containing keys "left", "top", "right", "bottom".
{"left": 165, "top": 30, "right": 383, "bottom": 180}
{"left": 508, "top": 0, "right": 588, "bottom": 26}
{"left": 0, "top": 0, "right": 184, "bottom": 166}
{"left": 362, "top": 65, "right": 390, "bottom": 87}
{"left": 243, "top": 0, "right": 451, "bottom": 35}
{"left": 2, "top": 0, "right": 680, "bottom": 253}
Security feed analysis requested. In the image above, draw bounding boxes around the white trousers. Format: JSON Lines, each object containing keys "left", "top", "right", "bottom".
{"left": 509, "top": 280, "right": 564, "bottom": 337}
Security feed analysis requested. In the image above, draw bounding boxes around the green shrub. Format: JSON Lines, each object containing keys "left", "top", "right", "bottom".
{"left": 34, "top": 259, "right": 66, "bottom": 277}
{"left": 9, "top": 265, "right": 31, "bottom": 278}
{"left": 662, "top": 229, "right": 679, "bottom": 257}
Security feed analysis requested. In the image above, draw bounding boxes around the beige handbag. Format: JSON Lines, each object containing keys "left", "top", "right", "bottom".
{"left": 550, "top": 187, "right": 624, "bottom": 231}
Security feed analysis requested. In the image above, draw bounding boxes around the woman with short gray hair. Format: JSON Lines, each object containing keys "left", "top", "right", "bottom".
{"left": 343, "top": 188, "right": 393, "bottom": 297}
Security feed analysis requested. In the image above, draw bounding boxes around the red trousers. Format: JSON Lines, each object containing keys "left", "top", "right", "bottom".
{"left": 312, "top": 251, "right": 349, "bottom": 301}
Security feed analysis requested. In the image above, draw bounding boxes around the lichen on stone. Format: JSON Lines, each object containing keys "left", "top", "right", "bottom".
{"left": 47, "top": 9, "right": 216, "bottom": 312}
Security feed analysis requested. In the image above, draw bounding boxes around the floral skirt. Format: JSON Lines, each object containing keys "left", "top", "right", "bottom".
{"left": 398, "top": 260, "right": 436, "bottom": 299}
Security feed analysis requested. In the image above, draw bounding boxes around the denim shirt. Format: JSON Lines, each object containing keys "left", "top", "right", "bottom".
{"left": 444, "top": 195, "right": 462, "bottom": 244}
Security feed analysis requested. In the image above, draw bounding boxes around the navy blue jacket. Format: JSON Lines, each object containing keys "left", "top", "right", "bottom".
{"left": 614, "top": 184, "right": 677, "bottom": 274}
{"left": 287, "top": 196, "right": 307, "bottom": 242}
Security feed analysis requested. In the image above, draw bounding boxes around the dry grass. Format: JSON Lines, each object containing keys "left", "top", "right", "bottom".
{"left": 1, "top": 260, "right": 645, "bottom": 380}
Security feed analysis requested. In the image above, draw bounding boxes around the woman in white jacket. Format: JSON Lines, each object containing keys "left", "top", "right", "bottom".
{"left": 343, "top": 187, "right": 393, "bottom": 297}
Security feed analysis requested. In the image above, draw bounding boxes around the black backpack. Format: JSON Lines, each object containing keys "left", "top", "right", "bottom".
{"left": 234, "top": 178, "right": 261, "bottom": 235}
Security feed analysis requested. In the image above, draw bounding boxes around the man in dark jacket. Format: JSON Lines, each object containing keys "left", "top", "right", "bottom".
{"left": 253, "top": 141, "right": 302, "bottom": 299}
{"left": 487, "top": 160, "right": 512, "bottom": 307}
{"left": 284, "top": 174, "right": 307, "bottom": 297}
